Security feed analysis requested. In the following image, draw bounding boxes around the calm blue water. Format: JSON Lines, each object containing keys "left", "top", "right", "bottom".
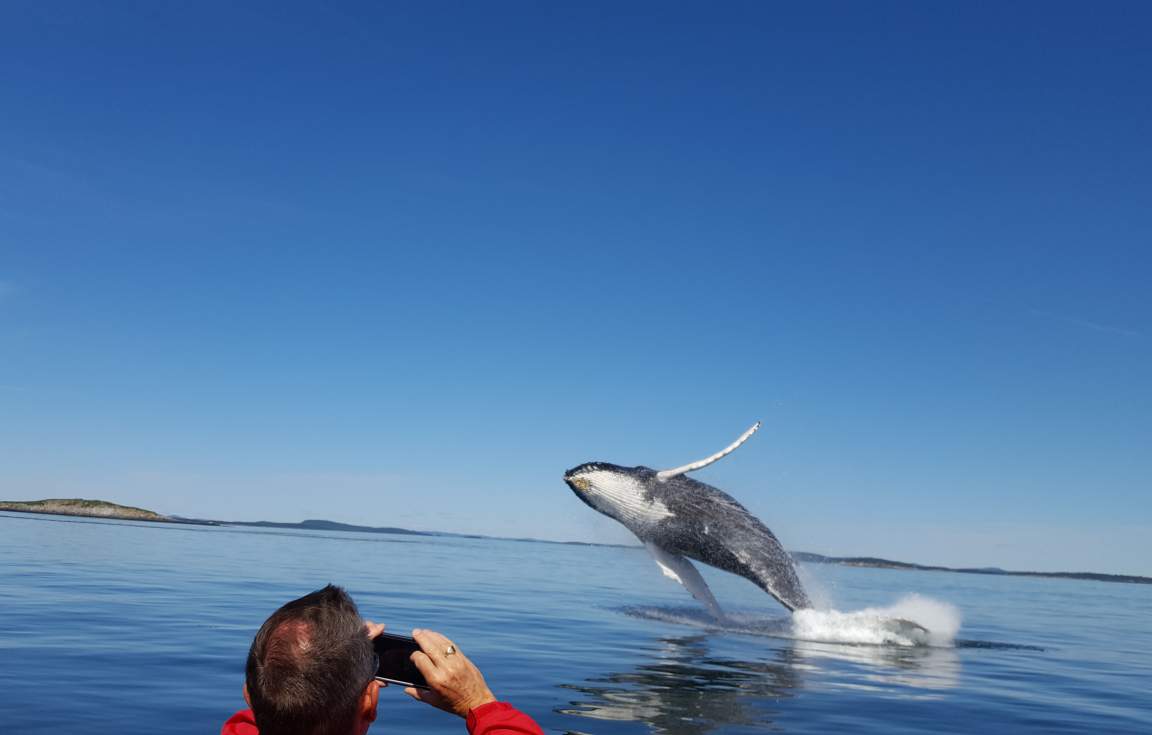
{"left": 1, "top": 511, "right": 1149, "bottom": 734}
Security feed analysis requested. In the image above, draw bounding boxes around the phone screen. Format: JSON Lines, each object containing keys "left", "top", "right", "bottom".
{"left": 373, "top": 633, "right": 428, "bottom": 689}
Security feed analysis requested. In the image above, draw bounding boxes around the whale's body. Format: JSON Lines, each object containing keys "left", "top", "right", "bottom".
{"left": 564, "top": 423, "right": 812, "bottom": 617}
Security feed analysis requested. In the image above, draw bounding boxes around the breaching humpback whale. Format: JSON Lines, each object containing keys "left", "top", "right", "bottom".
{"left": 564, "top": 422, "right": 812, "bottom": 617}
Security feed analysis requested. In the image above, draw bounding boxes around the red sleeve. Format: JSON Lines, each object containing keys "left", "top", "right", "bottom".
{"left": 221, "top": 708, "right": 259, "bottom": 735}
{"left": 466, "top": 701, "right": 544, "bottom": 735}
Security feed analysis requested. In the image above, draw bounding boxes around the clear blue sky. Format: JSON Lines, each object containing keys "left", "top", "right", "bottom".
{"left": 2, "top": 2, "right": 1149, "bottom": 575}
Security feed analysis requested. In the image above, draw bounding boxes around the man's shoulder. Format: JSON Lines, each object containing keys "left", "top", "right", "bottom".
{"left": 222, "top": 708, "right": 258, "bottom": 735}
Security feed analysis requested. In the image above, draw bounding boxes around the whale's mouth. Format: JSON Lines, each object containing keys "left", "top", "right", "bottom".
{"left": 562, "top": 467, "right": 602, "bottom": 512}
{"left": 564, "top": 462, "right": 615, "bottom": 492}
{"left": 563, "top": 464, "right": 585, "bottom": 484}
{"left": 565, "top": 475, "right": 590, "bottom": 492}
{"left": 564, "top": 477, "right": 597, "bottom": 512}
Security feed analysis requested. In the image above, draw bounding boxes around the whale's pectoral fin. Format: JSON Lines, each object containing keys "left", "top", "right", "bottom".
{"left": 656, "top": 422, "right": 760, "bottom": 481}
{"left": 644, "top": 542, "right": 725, "bottom": 620}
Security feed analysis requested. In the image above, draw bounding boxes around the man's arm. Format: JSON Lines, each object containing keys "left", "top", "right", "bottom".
{"left": 405, "top": 629, "right": 544, "bottom": 735}
{"left": 466, "top": 701, "right": 544, "bottom": 735}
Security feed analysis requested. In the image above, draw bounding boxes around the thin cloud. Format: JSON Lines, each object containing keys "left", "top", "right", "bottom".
{"left": 1029, "top": 308, "right": 1142, "bottom": 338}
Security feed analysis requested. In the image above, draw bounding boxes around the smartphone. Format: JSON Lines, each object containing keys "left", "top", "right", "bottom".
{"left": 373, "top": 632, "right": 429, "bottom": 689}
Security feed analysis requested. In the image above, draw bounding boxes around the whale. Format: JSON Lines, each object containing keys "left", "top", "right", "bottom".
{"left": 564, "top": 422, "right": 813, "bottom": 617}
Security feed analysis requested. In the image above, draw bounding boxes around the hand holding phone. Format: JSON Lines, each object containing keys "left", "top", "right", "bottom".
{"left": 373, "top": 632, "right": 429, "bottom": 689}
{"left": 405, "top": 628, "right": 497, "bottom": 718}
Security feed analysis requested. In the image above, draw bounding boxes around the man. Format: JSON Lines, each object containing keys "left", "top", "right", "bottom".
{"left": 222, "top": 585, "right": 543, "bottom": 735}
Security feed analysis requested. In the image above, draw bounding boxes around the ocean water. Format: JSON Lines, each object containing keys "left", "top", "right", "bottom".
{"left": 1, "top": 511, "right": 1149, "bottom": 734}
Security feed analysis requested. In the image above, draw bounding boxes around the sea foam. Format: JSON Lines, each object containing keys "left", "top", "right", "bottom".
{"left": 791, "top": 593, "right": 961, "bottom": 647}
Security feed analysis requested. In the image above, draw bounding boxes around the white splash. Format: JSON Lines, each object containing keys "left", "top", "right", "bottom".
{"left": 791, "top": 594, "right": 961, "bottom": 647}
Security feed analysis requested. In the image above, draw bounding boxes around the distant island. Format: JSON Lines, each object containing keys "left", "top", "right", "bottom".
{"left": 789, "top": 552, "right": 1152, "bottom": 586}
{"left": 3, "top": 498, "right": 1148, "bottom": 585}
{"left": 1, "top": 498, "right": 170, "bottom": 522}
{"left": 0, "top": 498, "right": 215, "bottom": 525}
{"left": 224, "top": 518, "right": 608, "bottom": 547}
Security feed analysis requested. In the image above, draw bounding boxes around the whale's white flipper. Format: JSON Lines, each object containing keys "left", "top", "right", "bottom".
{"left": 645, "top": 542, "right": 725, "bottom": 620}
{"left": 656, "top": 422, "right": 761, "bottom": 481}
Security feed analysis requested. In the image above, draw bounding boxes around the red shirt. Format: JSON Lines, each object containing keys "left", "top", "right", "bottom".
{"left": 466, "top": 702, "right": 545, "bottom": 735}
{"left": 222, "top": 701, "right": 544, "bottom": 735}
{"left": 220, "top": 710, "right": 258, "bottom": 735}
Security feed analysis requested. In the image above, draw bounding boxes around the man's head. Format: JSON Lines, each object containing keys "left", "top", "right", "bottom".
{"left": 245, "top": 585, "right": 379, "bottom": 735}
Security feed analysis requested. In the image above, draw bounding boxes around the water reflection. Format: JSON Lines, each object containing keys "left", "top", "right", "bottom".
{"left": 557, "top": 635, "right": 799, "bottom": 735}
{"left": 793, "top": 638, "right": 961, "bottom": 694}
{"left": 558, "top": 615, "right": 963, "bottom": 734}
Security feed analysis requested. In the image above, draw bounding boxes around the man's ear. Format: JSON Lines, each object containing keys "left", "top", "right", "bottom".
{"left": 362, "top": 680, "right": 380, "bottom": 724}
{"left": 243, "top": 682, "right": 251, "bottom": 707}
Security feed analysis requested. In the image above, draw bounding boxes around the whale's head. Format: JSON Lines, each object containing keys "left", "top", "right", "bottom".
{"left": 564, "top": 462, "right": 669, "bottom": 527}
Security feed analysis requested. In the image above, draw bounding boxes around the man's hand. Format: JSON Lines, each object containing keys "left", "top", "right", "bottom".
{"left": 364, "top": 620, "right": 386, "bottom": 639}
{"left": 405, "top": 629, "right": 497, "bottom": 718}
{"left": 364, "top": 620, "right": 387, "bottom": 688}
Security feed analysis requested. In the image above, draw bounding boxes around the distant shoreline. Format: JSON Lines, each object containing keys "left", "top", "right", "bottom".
{"left": 3, "top": 498, "right": 1148, "bottom": 585}
{"left": 0, "top": 499, "right": 218, "bottom": 526}
{"left": 790, "top": 552, "right": 1151, "bottom": 586}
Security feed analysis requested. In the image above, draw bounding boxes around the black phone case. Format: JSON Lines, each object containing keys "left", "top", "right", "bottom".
{"left": 373, "top": 633, "right": 429, "bottom": 689}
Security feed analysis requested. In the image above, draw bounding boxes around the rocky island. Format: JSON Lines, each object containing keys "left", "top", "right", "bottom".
{"left": 0, "top": 498, "right": 176, "bottom": 522}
